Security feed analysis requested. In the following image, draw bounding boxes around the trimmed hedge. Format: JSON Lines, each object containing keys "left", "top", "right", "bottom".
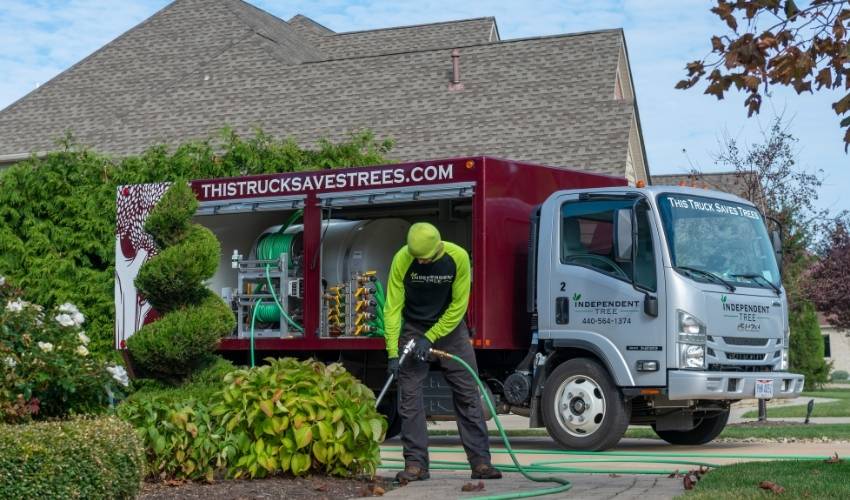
{"left": 127, "top": 293, "right": 235, "bottom": 377}
{"left": 128, "top": 181, "right": 235, "bottom": 379}
{"left": 135, "top": 226, "right": 221, "bottom": 313}
{"left": 0, "top": 416, "right": 145, "bottom": 499}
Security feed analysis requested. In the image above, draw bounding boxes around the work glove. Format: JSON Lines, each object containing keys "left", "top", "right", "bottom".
{"left": 412, "top": 337, "right": 432, "bottom": 362}
{"left": 387, "top": 357, "right": 400, "bottom": 378}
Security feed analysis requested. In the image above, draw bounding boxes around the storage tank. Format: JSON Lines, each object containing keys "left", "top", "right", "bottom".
{"left": 252, "top": 218, "right": 410, "bottom": 287}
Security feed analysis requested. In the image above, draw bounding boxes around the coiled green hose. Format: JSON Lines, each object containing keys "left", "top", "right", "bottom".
{"left": 249, "top": 211, "right": 304, "bottom": 367}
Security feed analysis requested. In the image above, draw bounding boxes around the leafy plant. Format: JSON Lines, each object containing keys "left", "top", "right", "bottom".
{"left": 0, "top": 130, "right": 392, "bottom": 356}
{"left": 0, "top": 416, "right": 144, "bottom": 499}
{"left": 0, "top": 276, "right": 124, "bottom": 422}
{"left": 118, "top": 394, "right": 229, "bottom": 481}
{"left": 831, "top": 370, "right": 849, "bottom": 382}
{"left": 210, "top": 358, "right": 385, "bottom": 479}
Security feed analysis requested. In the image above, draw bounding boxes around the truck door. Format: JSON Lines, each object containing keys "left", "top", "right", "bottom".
{"left": 546, "top": 193, "right": 666, "bottom": 386}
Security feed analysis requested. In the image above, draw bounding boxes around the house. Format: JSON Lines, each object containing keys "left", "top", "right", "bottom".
{"left": 820, "top": 313, "right": 850, "bottom": 375}
{"left": 652, "top": 171, "right": 754, "bottom": 199}
{"left": 0, "top": 0, "right": 648, "bottom": 183}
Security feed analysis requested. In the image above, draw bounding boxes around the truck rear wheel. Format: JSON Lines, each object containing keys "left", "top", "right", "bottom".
{"left": 541, "top": 358, "right": 630, "bottom": 451}
{"left": 652, "top": 409, "right": 729, "bottom": 445}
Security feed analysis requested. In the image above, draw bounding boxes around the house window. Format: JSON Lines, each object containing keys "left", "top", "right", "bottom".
{"left": 824, "top": 334, "right": 832, "bottom": 358}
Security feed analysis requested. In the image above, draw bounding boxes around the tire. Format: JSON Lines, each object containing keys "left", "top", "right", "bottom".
{"left": 541, "top": 357, "right": 630, "bottom": 451}
{"left": 652, "top": 409, "right": 730, "bottom": 445}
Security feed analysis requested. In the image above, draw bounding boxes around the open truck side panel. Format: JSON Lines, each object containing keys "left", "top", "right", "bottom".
{"left": 116, "top": 156, "right": 623, "bottom": 353}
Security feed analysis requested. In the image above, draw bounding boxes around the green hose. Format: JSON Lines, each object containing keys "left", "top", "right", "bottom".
{"left": 440, "top": 352, "right": 572, "bottom": 499}
{"left": 249, "top": 211, "right": 304, "bottom": 367}
{"left": 378, "top": 351, "right": 834, "bottom": 499}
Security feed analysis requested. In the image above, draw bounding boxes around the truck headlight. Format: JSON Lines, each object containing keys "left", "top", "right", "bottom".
{"left": 780, "top": 326, "right": 790, "bottom": 370}
{"left": 679, "top": 344, "right": 705, "bottom": 369}
{"left": 677, "top": 310, "right": 706, "bottom": 369}
{"left": 678, "top": 310, "right": 705, "bottom": 338}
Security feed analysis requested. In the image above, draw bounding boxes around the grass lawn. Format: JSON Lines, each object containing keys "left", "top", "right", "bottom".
{"left": 429, "top": 423, "right": 850, "bottom": 441}
{"left": 742, "top": 389, "right": 850, "bottom": 418}
{"left": 682, "top": 459, "right": 850, "bottom": 499}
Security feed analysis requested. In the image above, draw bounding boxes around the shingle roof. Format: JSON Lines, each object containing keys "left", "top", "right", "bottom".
{"left": 0, "top": 0, "right": 641, "bottom": 178}
{"left": 652, "top": 172, "right": 755, "bottom": 199}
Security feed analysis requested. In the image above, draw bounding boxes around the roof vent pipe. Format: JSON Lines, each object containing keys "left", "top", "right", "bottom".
{"left": 449, "top": 48, "right": 464, "bottom": 91}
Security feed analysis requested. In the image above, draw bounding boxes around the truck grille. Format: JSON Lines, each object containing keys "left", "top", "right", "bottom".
{"left": 723, "top": 337, "right": 768, "bottom": 346}
{"left": 708, "top": 364, "right": 773, "bottom": 372}
{"left": 726, "top": 352, "right": 766, "bottom": 361}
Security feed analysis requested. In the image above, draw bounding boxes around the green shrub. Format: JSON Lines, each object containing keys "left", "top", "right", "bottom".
{"left": 119, "top": 394, "right": 228, "bottom": 481}
{"left": 831, "top": 370, "right": 849, "bottom": 381}
{"left": 135, "top": 226, "right": 220, "bottom": 313}
{"left": 211, "top": 358, "right": 385, "bottom": 478}
{"left": 127, "top": 294, "right": 235, "bottom": 377}
{"left": 0, "top": 416, "right": 144, "bottom": 499}
{"left": 143, "top": 180, "right": 198, "bottom": 248}
{"left": 126, "top": 356, "right": 234, "bottom": 406}
{"left": 790, "top": 300, "right": 831, "bottom": 390}
{"left": 0, "top": 130, "right": 392, "bottom": 355}
{"left": 0, "top": 276, "right": 123, "bottom": 422}
{"left": 119, "top": 356, "right": 235, "bottom": 480}
{"left": 128, "top": 179, "right": 235, "bottom": 379}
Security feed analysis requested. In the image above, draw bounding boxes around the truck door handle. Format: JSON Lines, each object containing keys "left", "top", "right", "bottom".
{"left": 555, "top": 297, "right": 569, "bottom": 324}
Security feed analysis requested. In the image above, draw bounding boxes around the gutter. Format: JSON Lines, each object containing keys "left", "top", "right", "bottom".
{"left": 0, "top": 152, "right": 48, "bottom": 165}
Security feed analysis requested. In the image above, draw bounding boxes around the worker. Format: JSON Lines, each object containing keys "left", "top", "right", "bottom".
{"left": 384, "top": 222, "right": 502, "bottom": 483}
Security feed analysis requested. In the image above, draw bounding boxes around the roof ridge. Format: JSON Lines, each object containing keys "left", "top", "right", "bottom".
{"left": 304, "top": 27, "right": 624, "bottom": 64}
{"left": 223, "top": 0, "right": 293, "bottom": 33}
{"left": 331, "top": 16, "right": 496, "bottom": 36}
{"left": 288, "top": 14, "right": 335, "bottom": 35}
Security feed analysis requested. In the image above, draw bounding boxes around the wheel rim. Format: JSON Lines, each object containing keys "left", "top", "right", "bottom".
{"left": 554, "top": 374, "right": 606, "bottom": 438}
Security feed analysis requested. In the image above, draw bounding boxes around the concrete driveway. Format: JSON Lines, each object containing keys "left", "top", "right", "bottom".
{"left": 368, "top": 436, "right": 849, "bottom": 499}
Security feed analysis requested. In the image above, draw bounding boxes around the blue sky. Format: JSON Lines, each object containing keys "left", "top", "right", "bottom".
{"left": 1, "top": 0, "right": 846, "bottom": 214}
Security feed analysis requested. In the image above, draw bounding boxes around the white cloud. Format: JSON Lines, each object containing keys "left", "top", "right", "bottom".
{"left": 1, "top": 0, "right": 847, "bottom": 213}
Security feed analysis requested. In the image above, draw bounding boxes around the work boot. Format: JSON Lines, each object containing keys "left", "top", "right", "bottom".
{"left": 471, "top": 463, "right": 503, "bottom": 479}
{"left": 395, "top": 464, "right": 430, "bottom": 483}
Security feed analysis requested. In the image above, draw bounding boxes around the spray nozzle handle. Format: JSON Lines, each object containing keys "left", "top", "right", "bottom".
{"left": 398, "top": 339, "right": 416, "bottom": 365}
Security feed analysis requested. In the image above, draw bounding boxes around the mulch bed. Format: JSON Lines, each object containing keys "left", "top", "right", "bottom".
{"left": 138, "top": 475, "right": 393, "bottom": 500}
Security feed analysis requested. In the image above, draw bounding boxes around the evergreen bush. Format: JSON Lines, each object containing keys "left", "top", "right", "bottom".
{"left": 127, "top": 182, "right": 235, "bottom": 378}
{"left": 126, "top": 294, "right": 235, "bottom": 377}
{"left": 789, "top": 300, "right": 830, "bottom": 390}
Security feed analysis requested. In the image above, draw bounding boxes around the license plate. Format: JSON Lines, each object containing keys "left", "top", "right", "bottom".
{"left": 755, "top": 379, "right": 774, "bottom": 399}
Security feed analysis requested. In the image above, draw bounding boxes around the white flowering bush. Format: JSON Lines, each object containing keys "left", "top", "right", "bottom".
{"left": 0, "top": 277, "right": 122, "bottom": 423}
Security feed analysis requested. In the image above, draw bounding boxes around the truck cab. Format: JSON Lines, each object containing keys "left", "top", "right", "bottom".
{"left": 529, "top": 185, "right": 804, "bottom": 450}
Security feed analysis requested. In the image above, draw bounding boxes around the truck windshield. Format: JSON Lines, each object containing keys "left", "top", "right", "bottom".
{"left": 657, "top": 194, "right": 780, "bottom": 290}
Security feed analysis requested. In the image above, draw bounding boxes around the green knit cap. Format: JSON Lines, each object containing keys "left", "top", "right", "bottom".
{"left": 407, "top": 222, "right": 442, "bottom": 259}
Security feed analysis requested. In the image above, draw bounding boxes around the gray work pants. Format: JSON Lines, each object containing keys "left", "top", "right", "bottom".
{"left": 397, "top": 321, "right": 491, "bottom": 469}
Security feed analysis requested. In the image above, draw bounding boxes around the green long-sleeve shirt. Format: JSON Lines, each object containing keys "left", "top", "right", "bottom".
{"left": 383, "top": 241, "right": 470, "bottom": 358}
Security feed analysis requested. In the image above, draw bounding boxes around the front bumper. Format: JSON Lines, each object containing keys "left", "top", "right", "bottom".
{"left": 668, "top": 370, "right": 804, "bottom": 400}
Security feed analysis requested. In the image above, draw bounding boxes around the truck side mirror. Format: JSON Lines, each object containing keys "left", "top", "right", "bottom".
{"left": 615, "top": 208, "right": 633, "bottom": 262}
{"left": 770, "top": 228, "right": 783, "bottom": 272}
{"left": 644, "top": 293, "right": 658, "bottom": 317}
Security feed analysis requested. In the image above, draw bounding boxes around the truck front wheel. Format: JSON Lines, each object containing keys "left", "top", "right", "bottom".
{"left": 652, "top": 409, "right": 729, "bottom": 445}
{"left": 541, "top": 358, "right": 630, "bottom": 451}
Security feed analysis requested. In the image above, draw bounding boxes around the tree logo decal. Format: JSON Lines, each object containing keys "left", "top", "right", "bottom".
{"left": 721, "top": 295, "right": 728, "bottom": 303}
{"left": 572, "top": 292, "right": 582, "bottom": 302}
